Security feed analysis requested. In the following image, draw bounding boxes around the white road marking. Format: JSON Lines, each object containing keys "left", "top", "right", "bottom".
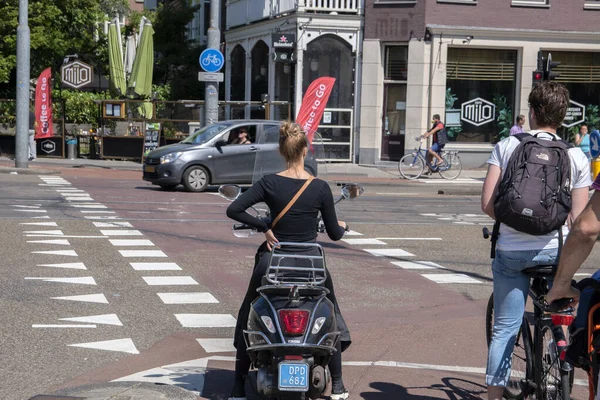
{"left": 68, "top": 338, "right": 139, "bottom": 354}
{"left": 417, "top": 179, "right": 481, "bottom": 184}
{"left": 60, "top": 314, "right": 123, "bottom": 326}
{"left": 65, "top": 197, "right": 94, "bottom": 201}
{"left": 58, "top": 193, "right": 90, "bottom": 197}
{"left": 120, "top": 250, "right": 167, "bottom": 258}
{"left": 55, "top": 189, "right": 85, "bottom": 193}
{"left": 157, "top": 292, "right": 218, "bottom": 304}
{"left": 38, "top": 262, "right": 87, "bottom": 270}
{"left": 71, "top": 204, "right": 108, "bottom": 209}
{"left": 131, "top": 262, "right": 182, "bottom": 271}
{"left": 575, "top": 273, "right": 592, "bottom": 277}
{"left": 26, "top": 277, "right": 96, "bottom": 285}
{"left": 345, "top": 230, "right": 363, "bottom": 236}
{"left": 143, "top": 276, "right": 199, "bottom": 285}
{"left": 84, "top": 216, "right": 122, "bottom": 220}
{"left": 391, "top": 261, "right": 446, "bottom": 270}
{"left": 16, "top": 209, "right": 47, "bottom": 213}
{"left": 28, "top": 239, "right": 71, "bottom": 245}
{"left": 109, "top": 239, "right": 154, "bottom": 246}
{"left": 52, "top": 293, "right": 108, "bottom": 303}
{"left": 421, "top": 273, "right": 482, "bottom": 284}
{"left": 24, "top": 230, "right": 63, "bottom": 235}
{"left": 93, "top": 222, "right": 133, "bottom": 228}
{"left": 81, "top": 210, "right": 115, "bottom": 214}
{"left": 196, "top": 338, "right": 235, "bottom": 353}
{"left": 26, "top": 234, "right": 108, "bottom": 238}
{"left": 376, "top": 237, "right": 442, "bottom": 241}
{"left": 13, "top": 205, "right": 41, "bottom": 208}
{"left": 32, "top": 324, "right": 96, "bottom": 328}
{"left": 342, "top": 238, "right": 387, "bottom": 245}
{"left": 31, "top": 216, "right": 51, "bottom": 219}
{"left": 175, "top": 314, "right": 237, "bottom": 328}
{"left": 363, "top": 248, "right": 415, "bottom": 257}
{"left": 21, "top": 222, "right": 58, "bottom": 226}
{"left": 100, "top": 229, "right": 143, "bottom": 236}
{"left": 32, "top": 250, "right": 78, "bottom": 256}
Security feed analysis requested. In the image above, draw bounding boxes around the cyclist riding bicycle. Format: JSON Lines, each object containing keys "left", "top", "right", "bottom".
{"left": 481, "top": 81, "right": 591, "bottom": 400}
{"left": 420, "top": 114, "right": 448, "bottom": 171}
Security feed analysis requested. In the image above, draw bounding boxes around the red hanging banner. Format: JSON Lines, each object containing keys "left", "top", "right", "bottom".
{"left": 35, "top": 67, "right": 54, "bottom": 139}
{"left": 296, "top": 77, "right": 336, "bottom": 143}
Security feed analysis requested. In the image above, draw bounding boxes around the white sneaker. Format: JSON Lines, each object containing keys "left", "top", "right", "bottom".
{"left": 331, "top": 392, "right": 349, "bottom": 400}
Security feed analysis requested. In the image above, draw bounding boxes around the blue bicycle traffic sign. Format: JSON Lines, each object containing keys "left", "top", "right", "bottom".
{"left": 591, "top": 129, "right": 600, "bottom": 159}
{"left": 199, "top": 49, "right": 224, "bottom": 73}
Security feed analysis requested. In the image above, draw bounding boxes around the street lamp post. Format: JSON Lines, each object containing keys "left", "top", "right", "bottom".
{"left": 204, "top": 0, "right": 221, "bottom": 125}
{"left": 15, "top": 0, "right": 30, "bottom": 168}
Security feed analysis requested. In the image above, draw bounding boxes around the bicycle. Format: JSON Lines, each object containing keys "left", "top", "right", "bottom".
{"left": 483, "top": 227, "right": 574, "bottom": 400}
{"left": 398, "top": 138, "right": 462, "bottom": 180}
{"left": 201, "top": 54, "right": 222, "bottom": 67}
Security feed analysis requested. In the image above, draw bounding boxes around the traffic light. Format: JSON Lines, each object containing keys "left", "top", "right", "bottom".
{"left": 532, "top": 71, "right": 543, "bottom": 87}
{"left": 544, "top": 53, "right": 560, "bottom": 81}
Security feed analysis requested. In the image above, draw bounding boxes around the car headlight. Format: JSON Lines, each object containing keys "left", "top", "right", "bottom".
{"left": 160, "top": 152, "right": 183, "bottom": 164}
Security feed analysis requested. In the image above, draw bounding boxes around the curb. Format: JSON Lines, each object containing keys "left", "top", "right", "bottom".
{"left": 0, "top": 166, "right": 61, "bottom": 175}
{"left": 32, "top": 382, "right": 199, "bottom": 400}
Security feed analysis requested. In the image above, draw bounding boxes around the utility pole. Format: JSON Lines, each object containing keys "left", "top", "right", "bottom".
{"left": 15, "top": 0, "right": 30, "bottom": 168}
{"left": 204, "top": 0, "right": 221, "bottom": 126}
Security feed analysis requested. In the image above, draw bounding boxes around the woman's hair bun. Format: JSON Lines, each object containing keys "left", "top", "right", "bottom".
{"left": 280, "top": 120, "right": 303, "bottom": 139}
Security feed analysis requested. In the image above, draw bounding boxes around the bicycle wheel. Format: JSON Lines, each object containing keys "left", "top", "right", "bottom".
{"left": 438, "top": 152, "right": 462, "bottom": 180}
{"left": 398, "top": 153, "right": 424, "bottom": 179}
{"left": 536, "top": 323, "right": 570, "bottom": 400}
{"left": 486, "top": 294, "right": 534, "bottom": 399}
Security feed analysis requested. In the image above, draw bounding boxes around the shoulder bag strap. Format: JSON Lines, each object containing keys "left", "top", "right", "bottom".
{"left": 271, "top": 176, "right": 314, "bottom": 229}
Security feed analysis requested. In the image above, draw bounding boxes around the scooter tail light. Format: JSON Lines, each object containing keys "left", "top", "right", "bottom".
{"left": 284, "top": 355, "right": 304, "bottom": 360}
{"left": 551, "top": 315, "right": 575, "bottom": 326}
{"left": 311, "top": 317, "right": 326, "bottom": 334}
{"left": 261, "top": 316, "right": 276, "bottom": 333}
{"left": 279, "top": 309, "right": 309, "bottom": 335}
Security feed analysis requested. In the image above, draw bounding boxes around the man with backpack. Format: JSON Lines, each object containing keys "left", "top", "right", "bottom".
{"left": 420, "top": 114, "right": 448, "bottom": 170}
{"left": 481, "top": 81, "right": 591, "bottom": 400}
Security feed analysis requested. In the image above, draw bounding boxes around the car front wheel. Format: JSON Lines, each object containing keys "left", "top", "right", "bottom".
{"left": 183, "top": 166, "right": 209, "bottom": 192}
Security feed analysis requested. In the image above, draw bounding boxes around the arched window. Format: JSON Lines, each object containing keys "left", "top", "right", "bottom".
{"left": 251, "top": 40, "right": 269, "bottom": 102}
{"left": 303, "top": 35, "right": 354, "bottom": 109}
{"left": 230, "top": 45, "right": 246, "bottom": 101}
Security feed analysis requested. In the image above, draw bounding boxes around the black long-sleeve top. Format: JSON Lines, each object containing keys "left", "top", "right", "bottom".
{"left": 226, "top": 174, "right": 346, "bottom": 243}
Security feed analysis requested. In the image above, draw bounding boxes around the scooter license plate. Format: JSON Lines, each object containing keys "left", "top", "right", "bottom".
{"left": 278, "top": 362, "right": 309, "bottom": 391}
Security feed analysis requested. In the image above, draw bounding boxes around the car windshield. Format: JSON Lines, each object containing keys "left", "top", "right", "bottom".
{"left": 181, "top": 123, "right": 232, "bottom": 145}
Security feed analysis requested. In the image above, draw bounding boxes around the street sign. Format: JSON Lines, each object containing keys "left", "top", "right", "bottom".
{"left": 61, "top": 60, "right": 93, "bottom": 89}
{"left": 562, "top": 100, "right": 586, "bottom": 128}
{"left": 272, "top": 52, "right": 295, "bottom": 63}
{"left": 461, "top": 97, "right": 496, "bottom": 127}
{"left": 198, "top": 72, "right": 224, "bottom": 82}
{"left": 272, "top": 33, "right": 296, "bottom": 50}
{"left": 41, "top": 140, "right": 56, "bottom": 154}
{"left": 591, "top": 130, "right": 600, "bottom": 159}
{"left": 199, "top": 49, "right": 224, "bottom": 73}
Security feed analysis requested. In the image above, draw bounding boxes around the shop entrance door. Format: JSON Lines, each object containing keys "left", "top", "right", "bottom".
{"left": 381, "top": 84, "right": 406, "bottom": 161}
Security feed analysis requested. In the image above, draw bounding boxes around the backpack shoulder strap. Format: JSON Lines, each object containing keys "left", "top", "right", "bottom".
{"left": 514, "top": 132, "right": 530, "bottom": 142}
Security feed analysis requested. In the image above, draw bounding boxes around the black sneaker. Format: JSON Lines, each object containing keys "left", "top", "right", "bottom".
{"left": 331, "top": 378, "right": 349, "bottom": 400}
{"left": 228, "top": 379, "right": 246, "bottom": 400}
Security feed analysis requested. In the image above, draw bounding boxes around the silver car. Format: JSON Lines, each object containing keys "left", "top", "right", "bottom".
{"left": 143, "top": 120, "right": 317, "bottom": 192}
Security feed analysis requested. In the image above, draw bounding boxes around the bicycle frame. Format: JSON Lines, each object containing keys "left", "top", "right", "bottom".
{"left": 407, "top": 141, "right": 446, "bottom": 170}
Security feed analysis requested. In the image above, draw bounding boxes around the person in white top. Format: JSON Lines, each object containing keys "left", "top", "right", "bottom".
{"left": 481, "top": 81, "right": 591, "bottom": 400}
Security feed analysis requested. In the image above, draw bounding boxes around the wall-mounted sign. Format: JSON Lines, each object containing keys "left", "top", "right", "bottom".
{"left": 461, "top": 97, "right": 496, "bottom": 127}
{"left": 445, "top": 109, "right": 461, "bottom": 127}
{"left": 272, "top": 33, "right": 296, "bottom": 50}
{"left": 562, "top": 100, "right": 585, "bottom": 128}
{"left": 41, "top": 139, "right": 56, "bottom": 154}
{"left": 61, "top": 60, "right": 93, "bottom": 89}
{"left": 273, "top": 52, "right": 295, "bottom": 63}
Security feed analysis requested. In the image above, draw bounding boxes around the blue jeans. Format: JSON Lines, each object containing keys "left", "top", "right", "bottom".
{"left": 486, "top": 248, "right": 557, "bottom": 387}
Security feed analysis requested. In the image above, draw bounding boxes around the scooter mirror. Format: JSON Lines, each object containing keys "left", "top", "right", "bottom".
{"left": 219, "top": 185, "right": 242, "bottom": 201}
{"left": 341, "top": 184, "right": 364, "bottom": 200}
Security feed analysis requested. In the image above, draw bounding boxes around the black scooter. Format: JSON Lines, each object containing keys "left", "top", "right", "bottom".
{"left": 219, "top": 183, "right": 363, "bottom": 400}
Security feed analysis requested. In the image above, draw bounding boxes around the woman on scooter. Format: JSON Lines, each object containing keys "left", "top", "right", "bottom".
{"left": 226, "top": 120, "right": 351, "bottom": 400}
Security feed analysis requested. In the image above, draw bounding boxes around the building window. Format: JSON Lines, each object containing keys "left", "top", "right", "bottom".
{"left": 445, "top": 48, "right": 517, "bottom": 143}
{"left": 385, "top": 47, "right": 408, "bottom": 81}
{"left": 511, "top": 0, "right": 549, "bottom": 7}
{"left": 541, "top": 51, "right": 600, "bottom": 136}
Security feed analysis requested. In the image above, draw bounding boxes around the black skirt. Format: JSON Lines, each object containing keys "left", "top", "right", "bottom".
{"left": 233, "top": 241, "right": 351, "bottom": 352}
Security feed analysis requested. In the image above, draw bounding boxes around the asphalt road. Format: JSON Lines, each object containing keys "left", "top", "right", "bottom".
{"left": 1, "top": 166, "right": 598, "bottom": 400}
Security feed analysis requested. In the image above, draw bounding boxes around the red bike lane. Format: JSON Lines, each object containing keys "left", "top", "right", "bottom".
{"left": 44, "top": 166, "right": 587, "bottom": 399}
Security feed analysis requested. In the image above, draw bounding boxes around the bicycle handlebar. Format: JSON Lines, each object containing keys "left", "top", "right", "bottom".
{"left": 482, "top": 227, "right": 491, "bottom": 240}
{"left": 233, "top": 223, "right": 253, "bottom": 230}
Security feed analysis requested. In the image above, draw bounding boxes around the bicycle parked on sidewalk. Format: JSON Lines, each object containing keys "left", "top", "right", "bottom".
{"left": 483, "top": 227, "right": 574, "bottom": 400}
{"left": 398, "top": 138, "right": 462, "bottom": 180}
